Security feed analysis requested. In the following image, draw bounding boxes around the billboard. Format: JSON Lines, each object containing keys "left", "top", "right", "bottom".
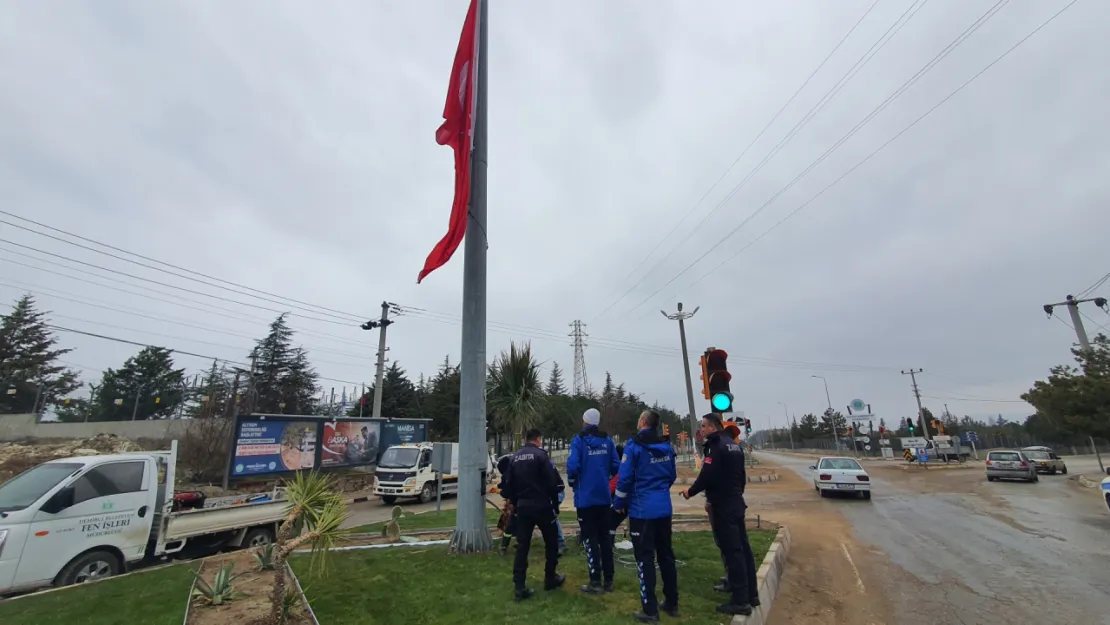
{"left": 381, "top": 420, "right": 426, "bottom": 450}
{"left": 320, "top": 420, "right": 382, "bottom": 468}
{"left": 232, "top": 419, "right": 318, "bottom": 477}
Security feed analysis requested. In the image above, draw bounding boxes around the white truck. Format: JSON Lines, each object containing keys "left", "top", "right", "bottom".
{"left": 373, "top": 442, "right": 492, "bottom": 505}
{"left": 0, "top": 442, "right": 289, "bottom": 595}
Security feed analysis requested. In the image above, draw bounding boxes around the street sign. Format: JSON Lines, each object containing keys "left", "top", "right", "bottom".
{"left": 916, "top": 449, "right": 929, "bottom": 463}
{"left": 864, "top": 444, "right": 872, "bottom": 451}
{"left": 849, "top": 399, "right": 866, "bottom": 412}
{"left": 858, "top": 423, "right": 871, "bottom": 434}
{"left": 961, "top": 431, "right": 979, "bottom": 443}
{"left": 854, "top": 436, "right": 869, "bottom": 442}
{"left": 900, "top": 436, "right": 928, "bottom": 448}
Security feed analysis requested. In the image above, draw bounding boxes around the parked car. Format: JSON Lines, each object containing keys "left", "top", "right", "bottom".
{"left": 810, "top": 457, "right": 871, "bottom": 500}
{"left": 985, "top": 450, "right": 1038, "bottom": 483}
{"left": 1020, "top": 446, "right": 1068, "bottom": 475}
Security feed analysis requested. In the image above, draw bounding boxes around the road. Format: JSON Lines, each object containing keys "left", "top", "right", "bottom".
{"left": 759, "top": 452, "right": 1110, "bottom": 625}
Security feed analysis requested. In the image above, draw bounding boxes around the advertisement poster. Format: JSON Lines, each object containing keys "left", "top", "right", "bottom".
{"left": 320, "top": 420, "right": 381, "bottom": 468}
{"left": 381, "top": 420, "right": 427, "bottom": 453}
{"left": 232, "top": 420, "right": 318, "bottom": 476}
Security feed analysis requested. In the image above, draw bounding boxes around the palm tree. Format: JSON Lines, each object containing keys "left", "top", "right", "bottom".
{"left": 266, "top": 471, "right": 348, "bottom": 625}
{"left": 487, "top": 341, "right": 546, "bottom": 449}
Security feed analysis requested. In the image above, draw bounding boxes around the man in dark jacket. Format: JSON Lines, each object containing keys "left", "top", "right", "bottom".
{"left": 501, "top": 428, "right": 566, "bottom": 600}
{"left": 615, "top": 410, "right": 678, "bottom": 622}
{"left": 566, "top": 407, "right": 620, "bottom": 594}
{"left": 681, "top": 413, "right": 759, "bottom": 616}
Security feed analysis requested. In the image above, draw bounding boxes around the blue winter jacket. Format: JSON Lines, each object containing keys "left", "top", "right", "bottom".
{"left": 614, "top": 429, "right": 677, "bottom": 520}
{"left": 566, "top": 425, "right": 619, "bottom": 508}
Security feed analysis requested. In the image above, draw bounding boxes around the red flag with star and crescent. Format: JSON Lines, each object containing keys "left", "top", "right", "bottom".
{"left": 417, "top": 0, "right": 479, "bottom": 284}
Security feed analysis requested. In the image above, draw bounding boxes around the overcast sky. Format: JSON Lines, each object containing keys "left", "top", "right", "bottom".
{"left": 1, "top": 0, "right": 1107, "bottom": 430}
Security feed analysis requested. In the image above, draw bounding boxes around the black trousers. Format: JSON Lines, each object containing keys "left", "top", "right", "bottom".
{"left": 709, "top": 504, "right": 758, "bottom": 605}
{"left": 577, "top": 505, "right": 615, "bottom": 584}
{"left": 513, "top": 505, "right": 560, "bottom": 589}
{"left": 629, "top": 516, "right": 678, "bottom": 615}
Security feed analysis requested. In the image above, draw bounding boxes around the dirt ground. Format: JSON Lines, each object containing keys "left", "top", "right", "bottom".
{"left": 187, "top": 549, "right": 309, "bottom": 625}
{"left": 747, "top": 457, "right": 897, "bottom": 625}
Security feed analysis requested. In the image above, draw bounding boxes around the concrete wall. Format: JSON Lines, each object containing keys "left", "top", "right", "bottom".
{"left": 0, "top": 413, "right": 188, "bottom": 442}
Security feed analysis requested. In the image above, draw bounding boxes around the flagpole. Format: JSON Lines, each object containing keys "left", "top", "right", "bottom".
{"left": 451, "top": 0, "right": 491, "bottom": 554}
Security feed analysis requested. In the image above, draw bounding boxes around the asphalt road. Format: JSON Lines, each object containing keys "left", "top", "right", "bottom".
{"left": 766, "top": 452, "right": 1110, "bottom": 625}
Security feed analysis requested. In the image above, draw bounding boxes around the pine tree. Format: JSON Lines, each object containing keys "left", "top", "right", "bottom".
{"left": 93, "top": 347, "right": 184, "bottom": 420}
{"left": 546, "top": 362, "right": 567, "bottom": 396}
{"left": 0, "top": 295, "right": 80, "bottom": 413}
{"left": 250, "top": 315, "right": 318, "bottom": 414}
{"left": 187, "top": 360, "right": 234, "bottom": 419}
{"left": 348, "top": 361, "right": 416, "bottom": 418}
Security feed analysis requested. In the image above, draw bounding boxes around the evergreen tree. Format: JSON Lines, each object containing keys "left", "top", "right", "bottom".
{"left": 348, "top": 361, "right": 417, "bottom": 419}
{"left": 0, "top": 295, "right": 80, "bottom": 413}
{"left": 425, "top": 356, "right": 461, "bottom": 441}
{"left": 250, "top": 314, "right": 318, "bottom": 414}
{"left": 187, "top": 360, "right": 234, "bottom": 419}
{"left": 92, "top": 347, "right": 184, "bottom": 421}
{"left": 546, "top": 362, "right": 567, "bottom": 396}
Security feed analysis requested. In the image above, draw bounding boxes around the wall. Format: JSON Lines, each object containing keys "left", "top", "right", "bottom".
{"left": 0, "top": 413, "right": 188, "bottom": 442}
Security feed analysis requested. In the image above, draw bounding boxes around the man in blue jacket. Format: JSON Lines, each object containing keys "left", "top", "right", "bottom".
{"left": 566, "top": 407, "right": 620, "bottom": 594}
{"left": 614, "top": 410, "right": 679, "bottom": 622}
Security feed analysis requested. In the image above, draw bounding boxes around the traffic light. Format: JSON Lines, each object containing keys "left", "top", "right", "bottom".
{"left": 703, "top": 347, "right": 733, "bottom": 412}
{"left": 744, "top": 418, "right": 752, "bottom": 434}
{"left": 846, "top": 426, "right": 853, "bottom": 436}
{"left": 698, "top": 354, "right": 710, "bottom": 400}
{"left": 878, "top": 425, "right": 886, "bottom": 435}
{"left": 907, "top": 418, "right": 915, "bottom": 433}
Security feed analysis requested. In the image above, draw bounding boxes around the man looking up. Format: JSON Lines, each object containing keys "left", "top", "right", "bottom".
{"left": 615, "top": 410, "right": 679, "bottom": 622}
{"left": 566, "top": 407, "right": 620, "bottom": 594}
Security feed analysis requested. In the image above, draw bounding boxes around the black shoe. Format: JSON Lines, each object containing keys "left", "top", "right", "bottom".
{"left": 716, "top": 603, "right": 753, "bottom": 616}
{"left": 544, "top": 573, "right": 566, "bottom": 590}
{"left": 750, "top": 596, "right": 761, "bottom": 607}
{"left": 633, "top": 612, "right": 660, "bottom": 623}
{"left": 660, "top": 602, "right": 679, "bottom": 617}
{"left": 580, "top": 582, "right": 604, "bottom": 594}
{"left": 514, "top": 588, "right": 534, "bottom": 601}
{"left": 602, "top": 580, "right": 615, "bottom": 593}
{"left": 713, "top": 580, "right": 731, "bottom": 593}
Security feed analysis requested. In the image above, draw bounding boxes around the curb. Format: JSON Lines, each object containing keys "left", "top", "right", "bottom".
{"left": 896, "top": 463, "right": 977, "bottom": 471}
{"left": 674, "top": 473, "right": 779, "bottom": 486}
{"left": 732, "top": 525, "right": 792, "bottom": 625}
{"left": 1073, "top": 474, "right": 1102, "bottom": 489}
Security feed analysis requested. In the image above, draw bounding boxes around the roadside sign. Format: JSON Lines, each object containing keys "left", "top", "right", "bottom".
{"left": 864, "top": 444, "right": 872, "bottom": 451}
{"left": 961, "top": 431, "right": 979, "bottom": 443}
{"left": 849, "top": 399, "right": 866, "bottom": 412}
{"left": 901, "top": 436, "right": 928, "bottom": 448}
{"left": 903, "top": 449, "right": 914, "bottom": 461}
{"left": 916, "top": 449, "right": 929, "bottom": 463}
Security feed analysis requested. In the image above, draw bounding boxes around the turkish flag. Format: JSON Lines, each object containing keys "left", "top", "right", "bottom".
{"left": 418, "top": 0, "right": 479, "bottom": 284}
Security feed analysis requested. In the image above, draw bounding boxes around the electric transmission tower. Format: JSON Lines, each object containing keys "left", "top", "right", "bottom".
{"left": 569, "top": 320, "right": 591, "bottom": 396}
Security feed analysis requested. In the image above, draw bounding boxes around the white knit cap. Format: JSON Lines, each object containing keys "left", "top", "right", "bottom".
{"left": 583, "top": 408, "right": 601, "bottom": 426}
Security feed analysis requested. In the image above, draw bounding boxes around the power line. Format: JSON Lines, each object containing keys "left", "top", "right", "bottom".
{"left": 1078, "top": 272, "right": 1110, "bottom": 298}
{"left": 610, "top": 0, "right": 1016, "bottom": 320}
{"left": 0, "top": 211, "right": 368, "bottom": 322}
{"left": 591, "top": 0, "right": 883, "bottom": 320}
{"left": 641, "top": 0, "right": 1078, "bottom": 310}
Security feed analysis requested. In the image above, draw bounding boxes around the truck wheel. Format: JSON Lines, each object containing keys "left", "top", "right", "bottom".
{"left": 419, "top": 482, "right": 436, "bottom": 504}
{"left": 56, "top": 550, "right": 121, "bottom": 587}
{"left": 243, "top": 527, "right": 274, "bottom": 549}
{"left": 1061, "top": 466, "right": 1068, "bottom": 475}
{"left": 381, "top": 495, "right": 397, "bottom": 505}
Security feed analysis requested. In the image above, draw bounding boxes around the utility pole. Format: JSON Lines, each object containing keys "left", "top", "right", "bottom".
{"left": 812, "top": 375, "right": 840, "bottom": 451}
{"left": 901, "top": 368, "right": 932, "bottom": 442}
{"left": 661, "top": 303, "right": 701, "bottom": 445}
{"left": 362, "top": 301, "right": 399, "bottom": 420}
{"left": 1043, "top": 295, "right": 1108, "bottom": 351}
{"left": 778, "top": 402, "right": 794, "bottom": 450}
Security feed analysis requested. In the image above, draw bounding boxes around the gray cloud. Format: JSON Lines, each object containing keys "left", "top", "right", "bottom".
{"left": 1, "top": 0, "right": 1107, "bottom": 430}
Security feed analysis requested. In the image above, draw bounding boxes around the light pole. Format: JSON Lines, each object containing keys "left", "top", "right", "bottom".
{"left": 661, "top": 302, "right": 701, "bottom": 458}
{"left": 811, "top": 375, "right": 840, "bottom": 451}
{"left": 777, "top": 401, "right": 795, "bottom": 450}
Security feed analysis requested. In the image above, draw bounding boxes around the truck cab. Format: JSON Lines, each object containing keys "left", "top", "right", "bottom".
{"left": 372, "top": 443, "right": 492, "bottom": 505}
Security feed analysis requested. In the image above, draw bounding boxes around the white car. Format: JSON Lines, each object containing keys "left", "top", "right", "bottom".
{"left": 811, "top": 456, "right": 871, "bottom": 500}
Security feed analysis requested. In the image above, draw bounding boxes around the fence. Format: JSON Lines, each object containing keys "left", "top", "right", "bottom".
{"left": 0, "top": 412, "right": 187, "bottom": 443}
{"left": 774, "top": 435, "right": 1110, "bottom": 459}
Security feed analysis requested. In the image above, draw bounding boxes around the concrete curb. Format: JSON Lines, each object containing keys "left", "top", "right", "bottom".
{"left": 674, "top": 473, "right": 780, "bottom": 486}
{"left": 732, "top": 525, "right": 792, "bottom": 625}
{"left": 896, "top": 463, "right": 977, "bottom": 471}
{"left": 1073, "top": 473, "right": 1102, "bottom": 489}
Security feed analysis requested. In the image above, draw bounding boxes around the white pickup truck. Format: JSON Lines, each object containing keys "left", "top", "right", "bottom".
{"left": 0, "top": 442, "right": 289, "bottom": 595}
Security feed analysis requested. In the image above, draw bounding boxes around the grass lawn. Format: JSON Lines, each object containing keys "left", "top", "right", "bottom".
{"left": 351, "top": 506, "right": 579, "bottom": 533}
{"left": 0, "top": 563, "right": 194, "bottom": 625}
{"left": 294, "top": 529, "right": 775, "bottom": 625}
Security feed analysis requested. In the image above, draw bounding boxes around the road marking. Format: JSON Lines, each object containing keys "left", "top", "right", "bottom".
{"left": 841, "top": 542, "right": 866, "bottom": 593}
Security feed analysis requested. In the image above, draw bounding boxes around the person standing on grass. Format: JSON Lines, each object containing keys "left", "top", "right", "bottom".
{"left": 501, "top": 428, "right": 566, "bottom": 600}
{"left": 706, "top": 421, "right": 742, "bottom": 594}
{"left": 681, "top": 413, "right": 759, "bottom": 617}
{"left": 496, "top": 454, "right": 518, "bottom": 556}
{"left": 614, "top": 410, "right": 679, "bottom": 622}
{"left": 566, "top": 407, "right": 620, "bottom": 594}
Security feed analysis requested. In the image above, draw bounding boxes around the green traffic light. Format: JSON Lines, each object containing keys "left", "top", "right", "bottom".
{"left": 711, "top": 392, "right": 732, "bottom": 411}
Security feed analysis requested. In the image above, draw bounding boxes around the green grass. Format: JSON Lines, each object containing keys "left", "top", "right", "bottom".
{"left": 351, "top": 506, "right": 579, "bottom": 534}
{"left": 0, "top": 563, "right": 194, "bottom": 625}
{"left": 294, "top": 529, "right": 775, "bottom": 625}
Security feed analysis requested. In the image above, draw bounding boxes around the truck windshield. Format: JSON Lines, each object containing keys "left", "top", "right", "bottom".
{"left": 378, "top": 448, "right": 420, "bottom": 469}
{"left": 0, "top": 462, "right": 82, "bottom": 513}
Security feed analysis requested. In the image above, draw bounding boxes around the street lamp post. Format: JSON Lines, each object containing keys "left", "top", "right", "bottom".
{"left": 811, "top": 375, "right": 840, "bottom": 452}
{"left": 777, "top": 401, "right": 795, "bottom": 450}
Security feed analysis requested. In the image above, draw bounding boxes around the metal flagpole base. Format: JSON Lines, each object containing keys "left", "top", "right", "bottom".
{"left": 448, "top": 527, "right": 493, "bottom": 554}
